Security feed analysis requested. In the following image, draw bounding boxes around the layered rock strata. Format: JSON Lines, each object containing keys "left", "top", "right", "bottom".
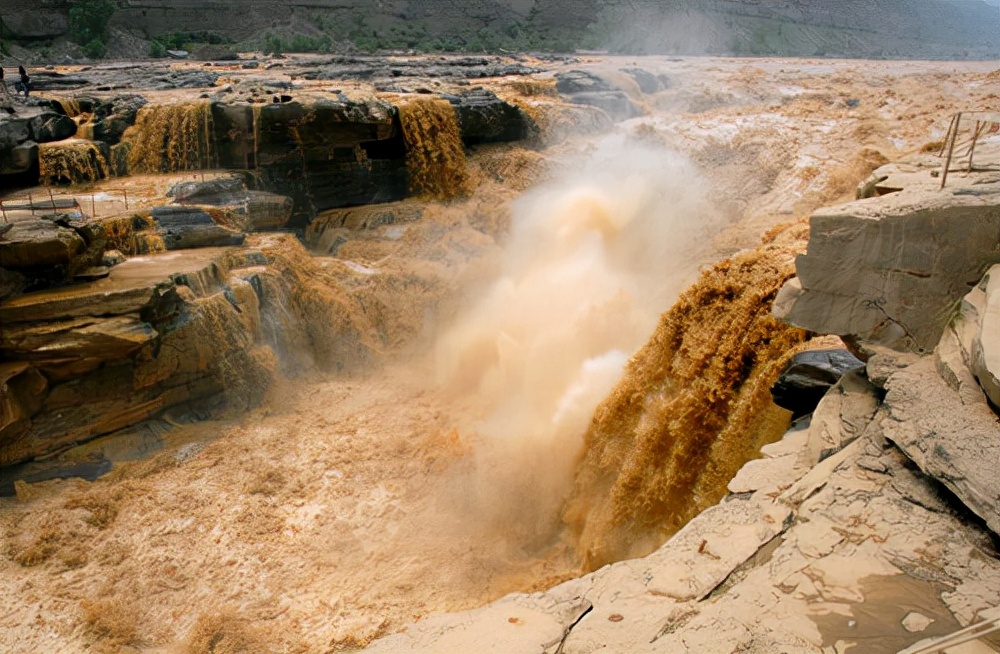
{"left": 773, "top": 185, "right": 1000, "bottom": 354}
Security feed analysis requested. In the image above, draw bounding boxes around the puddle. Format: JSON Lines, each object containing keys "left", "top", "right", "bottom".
{"left": 812, "top": 573, "right": 962, "bottom": 654}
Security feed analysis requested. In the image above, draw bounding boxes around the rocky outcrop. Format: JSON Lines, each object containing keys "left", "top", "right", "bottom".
{"left": 368, "top": 359, "right": 1000, "bottom": 652}
{"left": 79, "top": 95, "right": 149, "bottom": 145}
{"left": 0, "top": 233, "right": 359, "bottom": 466}
{"left": 0, "top": 210, "right": 107, "bottom": 293}
{"left": 770, "top": 349, "right": 865, "bottom": 419}
{"left": 445, "top": 87, "right": 531, "bottom": 144}
{"left": 773, "top": 185, "right": 1000, "bottom": 354}
{"left": 939, "top": 264, "right": 1000, "bottom": 408}
{"left": 147, "top": 206, "right": 246, "bottom": 250}
{"left": 305, "top": 200, "right": 424, "bottom": 254}
{"left": 363, "top": 150, "right": 1000, "bottom": 653}
{"left": 1, "top": 107, "right": 79, "bottom": 179}
{"left": 555, "top": 70, "right": 641, "bottom": 122}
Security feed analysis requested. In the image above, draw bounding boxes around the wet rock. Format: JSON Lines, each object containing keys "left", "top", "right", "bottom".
{"left": 29, "top": 112, "right": 77, "bottom": 142}
{"left": 305, "top": 201, "right": 423, "bottom": 253}
{"left": 166, "top": 175, "right": 293, "bottom": 231}
{"left": 444, "top": 88, "right": 529, "bottom": 144}
{"left": 0, "top": 268, "right": 27, "bottom": 302}
{"left": 554, "top": 70, "right": 641, "bottom": 121}
{"left": 555, "top": 70, "right": 617, "bottom": 94}
{"left": 0, "top": 218, "right": 86, "bottom": 269}
{"left": 149, "top": 205, "right": 246, "bottom": 250}
{"left": 0, "top": 116, "right": 32, "bottom": 149}
{"left": 167, "top": 174, "right": 248, "bottom": 202}
{"left": 622, "top": 67, "right": 670, "bottom": 93}
{"left": 2, "top": 140, "right": 38, "bottom": 176}
{"left": 28, "top": 72, "right": 91, "bottom": 91}
{"left": 568, "top": 90, "right": 641, "bottom": 121}
{"left": 771, "top": 348, "right": 865, "bottom": 418}
{"left": 0, "top": 363, "right": 47, "bottom": 447}
{"left": 774, "top": 186, "right": 1000, "bottom": 353}
{"left": 231, "top": 98, "right": 408, "bottom": 224}
{"left": 102, "top": 250, "right": 127, "bottom": 268}
{"left": 0, "top": 315, "right": 158, "bottom": 365}
{"left": 85, "top": 94, "right": 148, "bottom": 145}
{"left": 0, "top": 246, "right": 282, "bottom": 464}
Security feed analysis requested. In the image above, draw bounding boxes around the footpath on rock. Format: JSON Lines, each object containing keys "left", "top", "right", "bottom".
{"left": 0, "top": 54, "right": 998, "bottom": 653}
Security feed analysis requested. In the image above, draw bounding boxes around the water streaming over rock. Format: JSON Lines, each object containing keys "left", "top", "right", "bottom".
{"left": 563, "top": 231, "right": 810, "bottom": 571}
{"left": 432, "top": 138, "right": 729, "bottom": 551}
{"left": 397, "top": 98, "right": 470, "bottom": 200}
{"left": 122, "top": 102, "right": 215, "bottom": 174}
{"left": 100, "top": 214, "right": 166, "bottom": 255}
{"left": 38, "top": 140, "right": 109, "bottom": 185}
{"left": 56, "top": 99, "right": 82, "bottom": 118}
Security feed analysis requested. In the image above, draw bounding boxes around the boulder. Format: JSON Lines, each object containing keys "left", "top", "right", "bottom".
{"left": 2, "top": 140, "right": 38, "bottom": 176}
{"left": 975, "top": 266, "right": 1000, "bottom": 407}
{"left": 85, "top": 95, "right": 148, "bottom": 145}
{"left": 555, "top": 70, "right": 618, "bottom": 94}
{"left": 555, "top": 70, "right": 642, "bottom": 121}
{"left": 771, "top": 348, "right": 865, "bottom": 418}
{"left": 28, "top": 112, "right": 77, "bottom": 142}
{"left": 0, "top": 218, "right": 86, "bottom": 269}
{"left": 27, "top": 72, "right": 91, "bottom": 91}
{"left": 882, "top": 357, "right": 1000, "bottom": 536}
{"left": 774, "top": 186, "right": 1000, "bottom": 354}
{"left": 0, "top": 246, "right": 277, "bottom": 464}
{"left": 165, "top": 176, "right": 293, "bottom": 232}
{"left": 0, "top": 115, "right": 31, "bottom": 150}
{"left": 166, "top": 174, "right": 249, "bottom": 203}
{"left": 443, "top": 88, "right": 529, "bottom": 144}
{"left": 622, "top": 67, "right": 670, "bottom": 94}
{"left": 938, "top": 264, "right": 1000, "bottom": 408}
{"left": 149, "top": 205, "right": 246, "bottom": 250}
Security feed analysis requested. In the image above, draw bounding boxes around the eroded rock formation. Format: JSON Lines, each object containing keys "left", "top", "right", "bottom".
{"left": 774, "top": 185, "right": 1000, "bottom": 354}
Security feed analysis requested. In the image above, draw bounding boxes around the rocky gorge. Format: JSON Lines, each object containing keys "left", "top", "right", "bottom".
{"left": 0, "top": 52, "right": 999, "bottom": 653}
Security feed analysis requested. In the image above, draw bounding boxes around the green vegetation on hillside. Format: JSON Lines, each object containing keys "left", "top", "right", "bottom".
{"left": 68, "top": 0, "right": 115, "bottom": 58}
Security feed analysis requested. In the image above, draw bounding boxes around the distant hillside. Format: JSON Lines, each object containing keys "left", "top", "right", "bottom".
{"left": 2, "top": 0, "right": 999, "bottom": 60}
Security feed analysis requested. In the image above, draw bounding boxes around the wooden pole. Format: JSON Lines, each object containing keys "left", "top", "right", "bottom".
{"left": 940, "top": 112, "right": 961, "bottom": 190}
{"left": 91, "top": 193, "right": 97, "bottom": 218}
{"left": 938, "top": 113, "right": 958, "bottom": 157}
{"left": 28, "top": 192, "right": 33, "bottom": 214}
{"left": 123, "top": 188, "right": 129, "bottom": 211}
{"left": 48, "top": 188, "right": 55, "bottom": 211}
{"left": 967, "top": 120, "right": 984, "bottom": 174}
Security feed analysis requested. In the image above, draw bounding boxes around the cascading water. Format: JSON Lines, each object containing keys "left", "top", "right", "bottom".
{"left": 397, "top": 98, "right": 470, "bottom": 200}
{"left": 122, "top": 102, "right": 215, "bottom": 174}
{"left": 38, "top": 140, "right": 109, "bottom": 185}
{"left": 563, "top": 229, "right": 810, "bottom": 571}
{"left": 431, "top": 136, "right": 730, "bottom": 552}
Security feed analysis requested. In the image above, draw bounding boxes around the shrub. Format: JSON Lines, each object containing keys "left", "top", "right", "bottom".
{"left": 148, "top": 39, "right": 167, "bottom": 58}
{"left": 68, "top": 0, "right": 116, "bottom": 45}
{"left": 83, "top": 37, "right": 107, "bottom": 59}
{"left": 264, "top": 33, "right": 283, "bottom": 56}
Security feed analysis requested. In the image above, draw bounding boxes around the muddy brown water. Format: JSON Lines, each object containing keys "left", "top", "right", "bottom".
{"left": 2, "top": 55, "right": 998, "bottom": 652}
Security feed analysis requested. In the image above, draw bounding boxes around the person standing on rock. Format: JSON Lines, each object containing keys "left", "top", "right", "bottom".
{"left": 17, "top": 66, "right": 30, "bottom": 97}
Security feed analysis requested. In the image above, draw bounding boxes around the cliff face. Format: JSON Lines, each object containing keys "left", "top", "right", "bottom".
{"left": 2, "top": 0, "right": 999, "bottom": 58}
